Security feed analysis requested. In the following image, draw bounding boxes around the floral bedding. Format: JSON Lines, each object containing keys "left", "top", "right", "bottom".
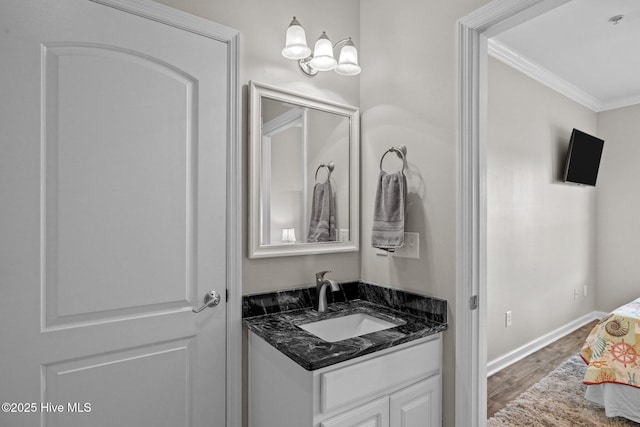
{"left": 581, "top": 297, "right": 640, "bottom": 388}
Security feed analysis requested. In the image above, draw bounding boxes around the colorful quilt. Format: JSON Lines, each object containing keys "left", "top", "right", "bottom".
{"left": 581, "top": 297, "right": 640, "bottom": 388}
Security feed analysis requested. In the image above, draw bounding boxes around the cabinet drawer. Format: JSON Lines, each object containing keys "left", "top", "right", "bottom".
{"left": 320, "top": 338, "right": 440, "bottom": 413}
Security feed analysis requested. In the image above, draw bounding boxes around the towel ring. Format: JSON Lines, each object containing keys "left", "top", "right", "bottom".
{"left": 315, "top": 161, "right": 335, "bottom": 182}
{"left": 380, "top": 145, "right": 407, "bottom": 173}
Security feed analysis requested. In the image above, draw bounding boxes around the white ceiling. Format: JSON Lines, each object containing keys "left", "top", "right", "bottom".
{"left": 490, "top": 0, "right": 640, "bottom": 112}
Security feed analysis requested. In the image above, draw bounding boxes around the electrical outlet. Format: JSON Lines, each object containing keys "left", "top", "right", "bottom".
{"left": 505, "top": 311, "right": 512, "bottom": 327}
{"left": 584, "top": 285, "right": 588, "bottom": 297}
{"left": 574, "top": 288, "right": 578, "bottom": 300}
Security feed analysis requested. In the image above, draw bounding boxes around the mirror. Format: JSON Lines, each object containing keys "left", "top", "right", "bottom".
{"left": 249, "top": 81, "right": 359, "bottom": 258}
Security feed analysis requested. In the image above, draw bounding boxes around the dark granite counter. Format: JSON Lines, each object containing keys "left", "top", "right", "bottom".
{"left": 243, "top": 281, "right": 448, "bottom": 371}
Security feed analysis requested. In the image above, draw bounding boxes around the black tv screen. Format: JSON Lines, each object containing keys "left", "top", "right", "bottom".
{"left": 563, "top": 128, "right": 604, "bottom": 186}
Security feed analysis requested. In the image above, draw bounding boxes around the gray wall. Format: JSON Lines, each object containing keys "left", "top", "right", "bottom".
{"left": 154, "top": 1, "right": 492, "bottom": 426}
{"left": 359, "top": 0, "right": 491, "bottom": 423}
{"left": 156, "top": 0, "right": 363, "bottom": 293}
{"left": 596, "top": 103, "right": 640, "bottom": 311}
{"left": 487, "top": 57, "right": 598, "bottom": 361}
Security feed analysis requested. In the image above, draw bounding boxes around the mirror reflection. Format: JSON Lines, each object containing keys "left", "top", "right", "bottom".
{"left": 249, "top": 82, "right": 359, "bottom": 258}
{"left": 261, "top": 98, "right": 350, "bottom": 245}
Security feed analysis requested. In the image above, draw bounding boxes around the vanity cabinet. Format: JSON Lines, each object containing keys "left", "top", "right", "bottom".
{"left": 248, "top": 332, "right": 442, "bottom": 427}
{"left": 320, "top": 376, "right": 440, "bottom": 427}
{"left": 389, "top": 376, "right": 440, "bottom": 427}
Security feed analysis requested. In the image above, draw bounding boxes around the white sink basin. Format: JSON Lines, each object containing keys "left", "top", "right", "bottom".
{"left": 298, "top": 313, "right": 399, "bottom": 342}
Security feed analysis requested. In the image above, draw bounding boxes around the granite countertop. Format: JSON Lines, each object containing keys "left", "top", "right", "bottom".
{"left": 243, "top": 282, "right": 448, "bottom": 371}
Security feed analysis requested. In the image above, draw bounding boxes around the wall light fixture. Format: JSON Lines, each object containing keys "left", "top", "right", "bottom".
{"left": 282, "top": 17, "right": 361, "bottom": 77}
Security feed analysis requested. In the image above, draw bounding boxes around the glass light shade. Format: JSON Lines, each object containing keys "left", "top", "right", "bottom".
{"left": 282, "top": 17, "right": 311, "bottom": 60}
{"left": 309, "top": 32, "right": 337, "bottom": 71}
{"left": 335, "top": 39, "right": 361, "bottom": 76}
{"left": 282, "top": 228, "right": 296, "bottom": 244}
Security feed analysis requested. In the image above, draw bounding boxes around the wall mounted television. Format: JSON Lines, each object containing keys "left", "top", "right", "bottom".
{"left": 563, "top": 128, "right": 604, "bottom": 186}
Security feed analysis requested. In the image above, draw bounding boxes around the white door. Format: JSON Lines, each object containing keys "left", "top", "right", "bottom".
{"left": 0, "top": 1, "right": 236, "bottom": 426}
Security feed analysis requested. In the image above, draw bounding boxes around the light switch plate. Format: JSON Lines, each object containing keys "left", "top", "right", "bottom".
{"left": 392, "top": 232, "right": 419, "bottom": 259}
{"left": 375, "top": 248, "right": 389, "bottom": 256}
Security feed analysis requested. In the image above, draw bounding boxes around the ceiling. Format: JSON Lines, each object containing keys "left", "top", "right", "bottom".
{"left": 489, "top": 0, "right": 640, "bottom": 112}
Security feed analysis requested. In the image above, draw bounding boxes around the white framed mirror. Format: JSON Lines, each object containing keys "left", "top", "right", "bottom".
{"left": 248, "top": 81, "right": 359, "bottom": 258}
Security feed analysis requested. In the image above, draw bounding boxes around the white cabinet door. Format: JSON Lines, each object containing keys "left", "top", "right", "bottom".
{"left": 0, "top": 1, "right": 235, "bottom": 426}
{"left": 389, "top": 376, "right": 441, "bottom": 427}
{"left": 321, "top": 397, "right": 390, "bottom": 427}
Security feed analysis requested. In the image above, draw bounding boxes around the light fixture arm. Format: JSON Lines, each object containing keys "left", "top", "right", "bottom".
{"left": 298, "top": 56, "right": 319, "bottom": 77}
{"left": 333, "top": 38, "right": 353, "bottom": 50}
{"left": 298, "top": 37, "right": 355, "bottom": 78}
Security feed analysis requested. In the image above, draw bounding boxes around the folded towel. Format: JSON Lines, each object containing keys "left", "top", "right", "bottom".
{"left": 307, "top": 180, "right": 336, "bottom": 242}
{"left": 371, "top": 171, "right": 406, "bottom": 251}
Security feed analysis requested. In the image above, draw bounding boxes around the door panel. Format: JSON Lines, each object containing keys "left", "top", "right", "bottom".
{"left": 43, "top": 338, "right": 193, "bottom": 427}
{"left": 0, "top": 1, "right": 232, "bottom": 426}
{"left": 389, "top": 377, "right": 441, "bottom": 427}
{"left": 321, "top": 397, "right": 390, "bottom": 427}
{"left": 43, "top": 42, "right": 197, "bottom": 327}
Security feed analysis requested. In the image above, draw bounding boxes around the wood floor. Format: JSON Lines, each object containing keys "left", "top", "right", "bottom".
{"left": 487, "top": 320, "right": 599, "bottom": 418}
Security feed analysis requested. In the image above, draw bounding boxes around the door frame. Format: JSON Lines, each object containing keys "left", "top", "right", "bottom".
{"left": 90, "top": 1, "right": 242, "bottom": 425}
{"left": 455, "top": 0, "right": 571, "bottom": 425}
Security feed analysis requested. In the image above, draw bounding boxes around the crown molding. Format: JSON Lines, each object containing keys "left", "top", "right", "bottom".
{"left": 488, "top": 38, "right": 605, "bottom": 111}
{"left": 489, "top": 38, "right": 640, "bottom": 112}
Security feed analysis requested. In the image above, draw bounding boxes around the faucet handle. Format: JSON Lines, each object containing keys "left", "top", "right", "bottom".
{"left": 315, "top": 270, "right": 332, "bottom": 283}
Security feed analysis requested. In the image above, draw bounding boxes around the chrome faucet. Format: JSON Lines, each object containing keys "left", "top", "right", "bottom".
{"left": 315, "top": 270, "right": 340, "bottom": 312}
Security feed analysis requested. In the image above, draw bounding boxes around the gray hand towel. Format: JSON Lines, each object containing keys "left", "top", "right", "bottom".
{"left": 307, "top": 180, "right": 336, "bottom": 242}
{"left": 371, "top": 171, "right": 406, "bottom": 251}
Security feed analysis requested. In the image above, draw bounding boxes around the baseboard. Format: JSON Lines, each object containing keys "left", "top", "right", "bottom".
{"left": 487, "top": 311, "right": 605, "bottom": 377}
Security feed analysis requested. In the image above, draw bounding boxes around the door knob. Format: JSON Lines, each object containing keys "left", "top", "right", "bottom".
{"left": 192, "top": 290, "right": 221, "bottom": 313}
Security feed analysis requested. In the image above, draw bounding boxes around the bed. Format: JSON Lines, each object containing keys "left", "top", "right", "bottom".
{"left": 580, "top": 297, "right": 640, "bottom": 423}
